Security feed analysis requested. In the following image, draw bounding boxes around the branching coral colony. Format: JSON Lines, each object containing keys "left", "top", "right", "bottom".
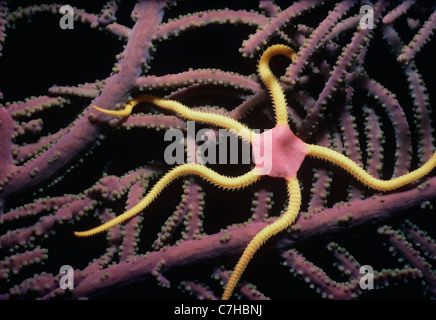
{"left": 0, "top": 0, "right": 435, "bottom": 300}
{"left": 78, "top": 44, "right": 436, "bottom": 299}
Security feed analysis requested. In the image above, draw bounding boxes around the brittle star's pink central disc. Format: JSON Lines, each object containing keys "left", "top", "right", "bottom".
{"left": 252, "top": 125, "right": 308, "bottom": 179}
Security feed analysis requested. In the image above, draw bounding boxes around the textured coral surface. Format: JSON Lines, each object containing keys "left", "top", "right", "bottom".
{"left": 0, "top": 0, "right": 435, "bottom": 300}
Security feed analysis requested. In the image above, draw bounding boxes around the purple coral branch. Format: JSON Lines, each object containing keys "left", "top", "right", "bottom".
{"left": 299, "top": 1, "right": 388, "bottom": 140}
{"left": 378, "top": 225, "right": 436, "bottom": 294}
{"left": 382, "top": 0, "right": 416, "bottom": 25}
{"left": 398, "top": 10, "right": 436, "bottom": 64}
{"left": 364, "top": 106, "right": 383, "bottom": 178}
{"left": 382, "top": 24, "right": 434, "bottom": 163}
{"left": 346, "top": 73, "right": 412, "bottom": 176}
{"left": 136, "top": 70, "right": 261, "bottom": 92}
{"left": 282, "top": 247, "right": 422, "bottom": 299}
{"left": 402, "top": 220, "right": 436, "bottom": 261}
{"left": 285, "top": 0, "right": 356, "bottom": 86}
{"left": 0, "top": 0, "right": 165, "bottom": 207}
{"left": 156, "top": 9, "right": 269, "bottom": 41}
{"left": 241, "top": 0, "right": 321, "bottom": 56}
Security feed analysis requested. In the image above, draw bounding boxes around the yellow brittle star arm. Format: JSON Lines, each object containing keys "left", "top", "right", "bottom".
{"left": 74, "top": 164, "right": 261, "bottom": 237}
{"left": 222, "top": 176, "right": 301, "bottom": 300}
{"left": 258, "top": 44, "right": 296, "bottom": 126}
{"left": 92, "top": 95, "right": 255, "bottom": 143}
{"left": 307, "top": 144, "right": 436, "bottom": 191}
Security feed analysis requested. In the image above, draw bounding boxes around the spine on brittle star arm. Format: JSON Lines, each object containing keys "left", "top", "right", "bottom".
{"left": 258, "top": 44, "right": 296, "bottom": 126}
{"left": 307, "top": 144, "right": 436, "bottom": 191}
{"left": 92, "top": 95, "right": 255, "bottom": 142}
{"left": 222, "top": 177, "right": 301, "bottom": 300}
{"left": 74, "top": 164, "right": 260, "bottom": 237}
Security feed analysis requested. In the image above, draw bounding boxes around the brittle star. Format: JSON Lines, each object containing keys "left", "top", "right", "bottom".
{"left": 74, "top": 44, "right": 436, "bottom": 300}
